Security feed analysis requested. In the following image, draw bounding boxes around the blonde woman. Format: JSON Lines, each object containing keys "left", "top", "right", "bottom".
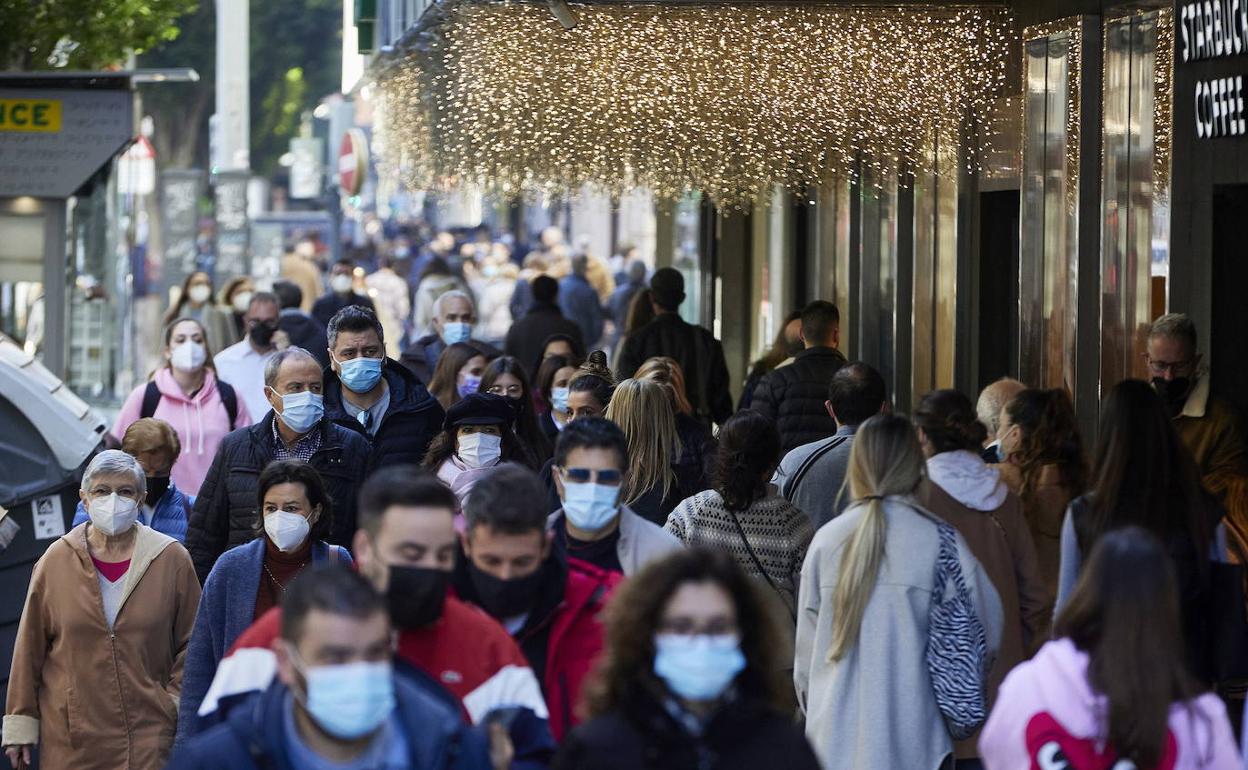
{"left": 604, "top": 378, "right": 683, "bottom": 525}
{"left": 634, "top": 356, "right": 714, "bottom": 500}
{"left": 794, "top": 414, "right": 1002, "bottom": 770}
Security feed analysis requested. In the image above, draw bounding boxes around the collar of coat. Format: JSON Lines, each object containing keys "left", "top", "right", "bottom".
{"left": 65, "top": 521, "right": 177, "bottom": 618}
{"left": 1179, "top": 370, "right": 1211, "bottom": 420}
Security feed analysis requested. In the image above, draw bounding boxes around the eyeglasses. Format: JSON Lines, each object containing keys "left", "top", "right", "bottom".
{"left": 656, "top": 617, "right": 738, "bottom": 636}
{"left": 557, "top": 467, "right": 623, "bottom": 487}
{"left": 487, "top": 384, "right": 523, "bottom": 398}
{"left": 1145, "top": 357, "right": 1193, "bottom": 376}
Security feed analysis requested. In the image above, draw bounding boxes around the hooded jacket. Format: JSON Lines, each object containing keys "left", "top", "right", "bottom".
{"left": 3, "top": 523, "right": 201, "bottom": 769}
{"left": 795, "top": 496, "right": 1003, "bottom": 770}
{"left": 917, "top": 452, "right": 1051, "bottom": 760}
{"left": 750, "top": 346, "right": 848, "bottom": 454}
{"left": 453, "top": 552, "right": 622, "bottom": 740}
{"left": 324, "top": 357, "right": 445, "bottom": 473}
{"left": 184, "top": 412, "right": 372, "bottom": 583}
{"left": 113, "top": 368, "right": 253, "bottom": 498}
{"left": 978, "top": 638, "right": 1240, "bottom": 770}
{"left": 165, "top": 676, "right": 492, "bottom": 770}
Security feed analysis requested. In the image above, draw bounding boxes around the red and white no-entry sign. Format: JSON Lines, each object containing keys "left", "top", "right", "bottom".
{"left": 338, "top": 128, "right": 369, "bottom": 196}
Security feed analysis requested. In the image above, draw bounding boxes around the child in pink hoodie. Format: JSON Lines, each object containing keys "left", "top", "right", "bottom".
{"left": 979, "top": 527, "right": 1240, "bottom": 770}
{"left": 113, "top": 319, "right": 252, "bottom": 498}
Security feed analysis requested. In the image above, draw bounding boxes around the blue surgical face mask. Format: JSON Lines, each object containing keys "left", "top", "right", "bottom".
{"left": 274, "top": 390, "right": 324, "bottom": 433}
{"left": 458, "top": 373, "right": 482, "bottom": 399}
{"left": 653, "top": 633, "right": 746, "bottom": 702}
{"left": 336, "top": 355, "right": 384, "bottom": 394}
{"left": 442, "top": 321, "right": 472, "bottom": 345}
{"left": 290, "top": 651, "right": 395, "bottom": 739}
{"left": 551, "top": 386, "right": 570, "bottom": 414}
{"left": 562, "top": 481, "right": 619, "bottom": 532}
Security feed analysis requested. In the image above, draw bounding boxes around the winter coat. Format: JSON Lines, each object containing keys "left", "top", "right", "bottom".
{"left": 113, "top": 368, "right": 253, "bottom": 498}
{"left": 554, "top": 687, "right": 820, "bottom": 770}
{"left": 177, "top": 537, "right": 350, "bottom": 740}
{"left": 505, "top": 302, "right": 585, "bottom": 379}
{"left": 616, "top": 313, "right": 733, "bottom": 426}
{"left": 276, "top": 308, "right": 330, "bottom": 368}
{"left": 672, "top": 412, "right": 714, "bottom": 500}
{"left": 979, "top": 638, "right": 1240, "bottom": 770}
{"left": 772, "top": 426, "right": 856, "bottom": 530}
{"left": 608, "top": 280, "right": 646, "bottom": 325}
{"left": 184, "top": 412, "right": 372, "bottom": 583}
{"left": 916, "top": 455, "right": 1051, "bottom": 760}
{"left": 996, "top": 462, "right": 1079, "bottom": 612}
{"left": 453, "top": 553, "right": 621, "bottom": 740}
{"left": 165, "top": 677, "right": 492, "bottom": 770}
{"left": 324, "top": 357, "right": 445, "bottom": 472}
{"left": 749, "top": 346, "right": 847, "bottom": 454}
{"left": 72, "top": 479, "right": 192, "bottom": 542}
{"left": 311, "top": 289, "right": 376, "bottom": 329}
{"left": 3, "top": 523, "right": 201, "bottom": 769}
{"left": 795, "top": 496, "right": 1003, "bottom": 770}
{"left": 1173, "top": 373, "right": 1248, "bottom": 481}
{"left": 547, "top": 506, "right": 683, "bottom": 577}
{"left": 558, "top": 274, "right": 605, "bottom": 349}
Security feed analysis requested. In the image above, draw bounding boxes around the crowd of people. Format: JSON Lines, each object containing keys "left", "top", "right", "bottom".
{"left": 4, "top": 225, "right": 1248, "bottom": 770}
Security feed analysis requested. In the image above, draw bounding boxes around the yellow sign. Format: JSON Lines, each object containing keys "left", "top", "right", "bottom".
{"left": 0, "top": 99, "right": 62, "bottom": 133}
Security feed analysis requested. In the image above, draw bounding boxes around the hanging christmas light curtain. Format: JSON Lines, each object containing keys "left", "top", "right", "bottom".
{"left": 374, "top": 1, "right": 1015, "bottom": 208}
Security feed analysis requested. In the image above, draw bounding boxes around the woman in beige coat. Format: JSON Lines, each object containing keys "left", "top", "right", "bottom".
{"left": 3, "top": 451, "right": 201, "bottom": 770}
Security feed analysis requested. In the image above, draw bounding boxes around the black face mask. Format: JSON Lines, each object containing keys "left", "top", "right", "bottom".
{"left": 249, "top": 322, "right": 277, "bottom": 347}
{"left": 466, "top": 561, "right": 545, "bottom": 620}
{"left": 145, "top": 475, "right": 171, "bottom": 507}
{"left": 386, "top": 565, "right": 450, "bottom": 630}
{"left": 1152, "top": 377, "right": 1192, "bottom": 414}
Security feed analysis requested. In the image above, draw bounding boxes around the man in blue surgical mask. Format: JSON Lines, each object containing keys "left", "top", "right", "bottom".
{"left": 324, "top": 306, "right": 444, "bottom": 473}
{"left": 401, "top": 290, "right": 500, "bottom": 385}
{"left": 165, "top": 563, "right": 491, "bottom": 769}
{"left": 185, "top": 347, "right": 372, "bottom": 583}
{"left": 547, "top": 417, "right": 680, "bottom": 576}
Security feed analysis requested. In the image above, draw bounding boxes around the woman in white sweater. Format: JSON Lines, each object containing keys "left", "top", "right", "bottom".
{"left": 794, "top": 414, "right": 1003, "bottom": 770}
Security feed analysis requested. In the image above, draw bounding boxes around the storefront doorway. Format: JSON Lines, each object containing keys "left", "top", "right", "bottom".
{"left": 1211, "top": 185, "right": 1248, "bottom": 420}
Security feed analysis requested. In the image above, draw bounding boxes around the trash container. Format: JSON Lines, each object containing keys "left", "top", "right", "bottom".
{"left": 0, "top": 334, "right": 106, "bottom": 716}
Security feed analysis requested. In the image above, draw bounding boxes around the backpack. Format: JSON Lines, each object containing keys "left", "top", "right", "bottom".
{"left": 141, "top": 379, "right": 239, "bottom": 430}
{"left": 926, "top": 520, "right": 991, "bottom": 740}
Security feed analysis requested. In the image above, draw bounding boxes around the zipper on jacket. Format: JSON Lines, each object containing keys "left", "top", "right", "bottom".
{"left": 108, "top": 631, "right": 134, "bottom": 766}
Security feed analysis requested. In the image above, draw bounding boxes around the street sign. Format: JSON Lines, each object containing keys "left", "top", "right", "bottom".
{"left": 338, "top": 128, "right": 368, "bottom": 196}
{"left": 289, "top": 137, "right": 324, "bottom": 199}
{"left": 0, "top": 89, "right": 132, "bottom": 197}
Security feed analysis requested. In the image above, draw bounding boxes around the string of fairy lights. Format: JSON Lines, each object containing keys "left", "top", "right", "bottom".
{"left": 373, "top": 1, "right": 1015, "bottom": 208}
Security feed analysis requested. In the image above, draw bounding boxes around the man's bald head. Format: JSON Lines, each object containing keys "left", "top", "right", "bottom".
{"left": 977, "top": 377, "right": 1026, "bottom": 443}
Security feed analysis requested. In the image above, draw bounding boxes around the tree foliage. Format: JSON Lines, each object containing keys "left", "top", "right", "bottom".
{"left": 0, "top": 0, "right": 197, "bottom": 70}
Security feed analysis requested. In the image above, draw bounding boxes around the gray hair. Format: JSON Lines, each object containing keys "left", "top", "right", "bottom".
{"left": 264, "top": 346, "right": 321, "bottom": 388}
{"left": 976, "top": 377, "right": 1026, "bottom": 438}
{"left": 1149, "top": 313, "right": 1198, "bottom": 354}
{"left": 433, "top": 290, "right": 474, "bottom": 320}
{"left": 81, "top": 449, "right": 146, "bottom": 499}
{"left": 249, "top": 291, "right": 280, "bottom": 312}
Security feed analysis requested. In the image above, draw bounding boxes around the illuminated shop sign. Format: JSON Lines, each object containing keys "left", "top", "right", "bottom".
{"left": 1180, "top": 1, "right": 1248, "bottom": 137}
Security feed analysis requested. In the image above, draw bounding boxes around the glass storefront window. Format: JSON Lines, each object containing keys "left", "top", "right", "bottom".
{"left": 813, "top": 176, "right": 852, "bottom": 357}
{"left": 674, "top": 193, "right": 704, "bottom": 327}
{"left": 1100, "top": 9, "right": 1171, "bottom": 391}
{"left": 1020, "top": 26, "right": 1081, "bottom": 395}
{"left": 912, "top": 133, "right": 959, "bottom": 395}
{"left": 858, "top": 163, "right": 899, "bottom": 399}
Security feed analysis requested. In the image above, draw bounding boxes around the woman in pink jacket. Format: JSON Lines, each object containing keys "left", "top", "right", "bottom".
{"left": 979, "top": 526, "right": 1240, "bottom": 770}
{"left": 112, "top": 317, "right": 251, "bottom": 498}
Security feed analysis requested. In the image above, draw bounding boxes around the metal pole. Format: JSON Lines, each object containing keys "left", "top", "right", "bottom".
{"left": 215, "top": 0, "right": 250, "bottom": 171}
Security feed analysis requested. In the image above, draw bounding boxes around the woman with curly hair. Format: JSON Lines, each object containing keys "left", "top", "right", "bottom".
{"left": 664, "top": 411, "right": 811, "bottom": 614}
{"left": 995, "top": 388, "right": 1088, "bottom": 600}
{"left": 553, "top": 548, "right": 820, "bottom": 770}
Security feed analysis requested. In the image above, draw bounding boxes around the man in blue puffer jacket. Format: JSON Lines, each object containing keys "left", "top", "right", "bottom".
{"left": 166, "top": 564, "right": 491, "bottom": 770}
{"left": 73, "top": 417, "right": 191, "bottom": 541}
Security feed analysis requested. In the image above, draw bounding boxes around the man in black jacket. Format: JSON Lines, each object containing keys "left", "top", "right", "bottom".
{"left": 399, "top": 290, "right": 500, "bottom": 384}
{"left": 750, "top": 300, "right": 847, "bottom": 454}
{"left": 505, "top": 275, "right": 585, "bottom": 378}
{"left": 615, "top": 267, "right": 733, "bottom": 427}
{"left": 323, "top": 305, "right": 445, "bottom": 473}
{"left": 272, "top": 280, "right": 330, "bottom": 369}
{"left": 185, "top": 346, "right": 372, "bottom": 582}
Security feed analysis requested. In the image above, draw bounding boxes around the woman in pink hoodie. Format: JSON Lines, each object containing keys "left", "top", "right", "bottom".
{"left": 112, "top": 317, "right": 251, "bottom": 498}
{"left": 979, "top": 526, "right": 1240, "bottom": 770}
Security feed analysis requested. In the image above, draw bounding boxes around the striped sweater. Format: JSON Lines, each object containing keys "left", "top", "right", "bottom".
{"left": 664, "top": 488, "right": 814, "bottom": 607}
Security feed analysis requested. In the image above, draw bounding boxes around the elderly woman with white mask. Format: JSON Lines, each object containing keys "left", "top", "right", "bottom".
{"left": 3, "top": 450, "right": 201, "bottom": 770}
{"left": 112, "top": 316, "right": 252, "bottom": 497}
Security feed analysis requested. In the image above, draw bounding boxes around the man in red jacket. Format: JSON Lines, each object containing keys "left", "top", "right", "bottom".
{"left": 451, "top": 463, "right": 620, "bottom": 740}
{"left": 192, "top": 467, "right": 555, "bottom": 768}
